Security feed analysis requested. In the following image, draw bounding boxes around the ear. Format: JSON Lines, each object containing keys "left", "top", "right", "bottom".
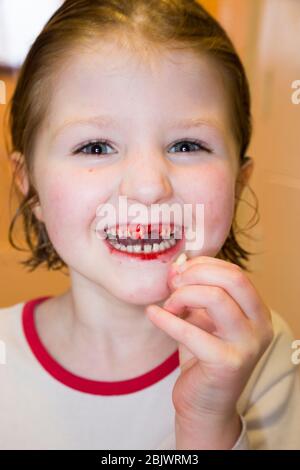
{"left": 9, "top": 151, "right": 44, "bottom": 222}
{"left": 235, "top": 157, "right": 254, "bottom": 202}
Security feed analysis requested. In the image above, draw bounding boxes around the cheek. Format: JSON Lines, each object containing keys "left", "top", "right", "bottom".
{"left": 205, "top": 176, "right": 235, "bottom": 238}
{"left": 36, "top": 169, "right": 109, "bottom": 249}
{"left": 181, "top": 164, "right": 236, "bottom": 255}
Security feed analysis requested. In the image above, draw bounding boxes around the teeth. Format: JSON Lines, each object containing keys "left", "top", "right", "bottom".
{"left": 104, "top": 224, "right": 183, "bottom": 254}
{"left": 118, "top": 227, "right": 128, "bottom": 239}
{"left": 130, "top": 226, "right": 146, "bottom": 239}
{"left": 130, "top": 230, "right": 139, "bottom": 240}
{"left": 160, "top": 226, "right": 171, "bottom": 238}
{"left": 105, "top": 225, "right": 183, "bottom": 240}
{"left": 105, "top": 228, "right": 117, "bottom": 238}
{"left": 163, "top": 240, "right": 171, "bottom": 249}
{"left": 159, "top": 241, "right": 166, "bottom": 251}
{"left": 133, "top": 244, "right": 142, "bottom": 253}
{"left": 152, "top": 243, "right": 160, "bottom": 252}
{"left": 107, "top": 237, "right": 179, "bottom": 254}
{"left": 173, "top": 226, "right": 183, "bottom": 239}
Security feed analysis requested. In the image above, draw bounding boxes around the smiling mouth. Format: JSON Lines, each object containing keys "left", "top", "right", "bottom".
{"left": 103, "top": 223, "right": 184, "bottom": 255}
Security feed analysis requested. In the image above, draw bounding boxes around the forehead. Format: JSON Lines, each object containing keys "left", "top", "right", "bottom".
{"left": 47, "top": 39, "right": 230, "bottom": 132}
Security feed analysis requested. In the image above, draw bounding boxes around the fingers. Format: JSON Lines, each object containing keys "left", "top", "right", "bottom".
{"left": 146, "top": 304, "right": 224, "bottom": 364}
{"left": 169, "top": 260, "right": 270, "bottom": 326}
{"left": 177, "top": 307, "right": 217, "bottom": 334}
{"left": 172, "top": 255, "right": 232, "bottom": 274}
{"left": 163, "top": 284, "right": 252, "bottom": 343}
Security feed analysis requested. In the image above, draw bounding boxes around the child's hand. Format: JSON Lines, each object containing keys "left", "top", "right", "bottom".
{"left": 145, "top": 256, "right": 274, "bottom": 449}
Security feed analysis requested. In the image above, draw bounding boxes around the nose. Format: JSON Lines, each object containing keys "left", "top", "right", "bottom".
{"left": 119, "top": 153, "right": 173, "bottom": 205}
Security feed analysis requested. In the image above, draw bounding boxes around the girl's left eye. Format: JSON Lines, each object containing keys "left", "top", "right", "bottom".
{"left": 73, "top": 140, "right": 115, "bottom": 156}
{"left": 72, "top": 139, "right": 212, "bottom": 156}
{"left": 169, "top": 139, "right": 212, "bottom": 154}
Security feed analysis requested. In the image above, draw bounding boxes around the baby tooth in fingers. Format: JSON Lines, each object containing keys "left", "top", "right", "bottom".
{"left": 175, "top": 252, "right": 187, "bottom": 266}
{"left": 173, "top": 252, "right": 188, "bottom": 273}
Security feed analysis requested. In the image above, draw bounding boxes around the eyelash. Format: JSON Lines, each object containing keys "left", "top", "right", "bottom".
{"left": 72, "top": 138, "right": 213, "bottom": 156}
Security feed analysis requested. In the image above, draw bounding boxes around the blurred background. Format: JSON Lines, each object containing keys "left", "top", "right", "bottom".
{"left": 0, "top": 0, "right": 299, "bottom": 337}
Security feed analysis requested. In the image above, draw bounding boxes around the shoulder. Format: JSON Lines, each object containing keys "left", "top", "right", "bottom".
{"left": 238, "top": 308, "right": 300, "bottom": 449}
{"left": 256, "top": 307, "right": 296, "bottom": 376}
{"left": 270, "top": 308, "right": 295, "bottom": 341}
{"left": 0, "top": 301, "right": 26, "bottom": 369}
{"left": 0, "top": 301, "right": 25, "bottom": 319}
{"left": 0, "top": 300, "right": 25, "bottom": 338}
{"left": 238, "top": 307, "right": 299, "bottom": 411}
{"left": 267, "top": 308, "right": 297, "bottom": 370}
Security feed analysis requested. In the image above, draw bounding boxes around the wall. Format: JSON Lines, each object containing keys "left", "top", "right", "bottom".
{"left": 217, "top": 0, "right": 300, "bottom": 337}
{"left": 0, "top": 72, "right": 70, "bottom": 305}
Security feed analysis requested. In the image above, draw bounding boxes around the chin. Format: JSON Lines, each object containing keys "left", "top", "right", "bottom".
{"left": 110, "top": 282, "right": 170, "bottom": 306}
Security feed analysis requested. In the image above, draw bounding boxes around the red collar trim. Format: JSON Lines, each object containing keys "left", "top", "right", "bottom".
{"left": 22, "top": 296, "right": 179, "bottom": 395}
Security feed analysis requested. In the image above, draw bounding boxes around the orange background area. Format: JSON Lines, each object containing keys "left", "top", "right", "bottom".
{"left": 1, "top": 0, "right": 299, "bottom": 337}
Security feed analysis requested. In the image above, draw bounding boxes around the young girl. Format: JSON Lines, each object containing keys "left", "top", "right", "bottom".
{"left": 1, "top": 0, "right": 299, "bottom": 450}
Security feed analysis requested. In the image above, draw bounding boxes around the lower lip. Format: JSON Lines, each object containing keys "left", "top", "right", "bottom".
{"left": 103, "top": 232, "right": 186, "bottom": 262}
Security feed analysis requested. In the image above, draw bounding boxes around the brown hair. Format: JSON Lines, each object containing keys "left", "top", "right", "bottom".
{"left": 5, "top": 0, "right": 259, "bottom": 273}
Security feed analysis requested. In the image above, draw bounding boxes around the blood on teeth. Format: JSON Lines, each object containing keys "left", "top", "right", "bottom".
{"left": 102, "top": 224, "right": 184, "bottom": 254}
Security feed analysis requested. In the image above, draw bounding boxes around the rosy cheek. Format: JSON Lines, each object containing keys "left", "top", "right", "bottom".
{"left": 182, "top": 165, "right": 235, "bottom": 254}
{"left": 42, "top": 187, "right": 74, "bottom": 245}
{"left": 204, "top": 175, "right": 235, "bottom": 252}
{"left": 37, "top": 174, "right": 90, "bottom": 246}
{"left": 40, "top": 167, "right": 115, "bottom": 252}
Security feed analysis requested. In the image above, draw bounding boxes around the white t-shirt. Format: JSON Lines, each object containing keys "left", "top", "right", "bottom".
{"left": 0, "top": 295, "right": 299, "bottom": 450}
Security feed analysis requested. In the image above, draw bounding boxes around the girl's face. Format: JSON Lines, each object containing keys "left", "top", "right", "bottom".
{"left": 30, "top": 39, "right": 240, "bottom": 305}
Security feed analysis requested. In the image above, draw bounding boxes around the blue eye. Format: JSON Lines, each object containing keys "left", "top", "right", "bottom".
{"left": 73, "top": 140, "right": 114, "bottom": 156}
{"left": 169, "top": 139, "right": 212, "bottom": 154}
{"left": 73, "top": 138, "right": 212, "bottom": 156}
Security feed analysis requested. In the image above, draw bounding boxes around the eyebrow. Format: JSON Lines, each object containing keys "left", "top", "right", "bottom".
{"left": 52, "top": 115, "right": 223, "bottom": 140}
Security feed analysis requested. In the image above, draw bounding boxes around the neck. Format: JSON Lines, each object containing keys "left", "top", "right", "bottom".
{"left": 34, "top": 271, "right": 177, "bottom": 381}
